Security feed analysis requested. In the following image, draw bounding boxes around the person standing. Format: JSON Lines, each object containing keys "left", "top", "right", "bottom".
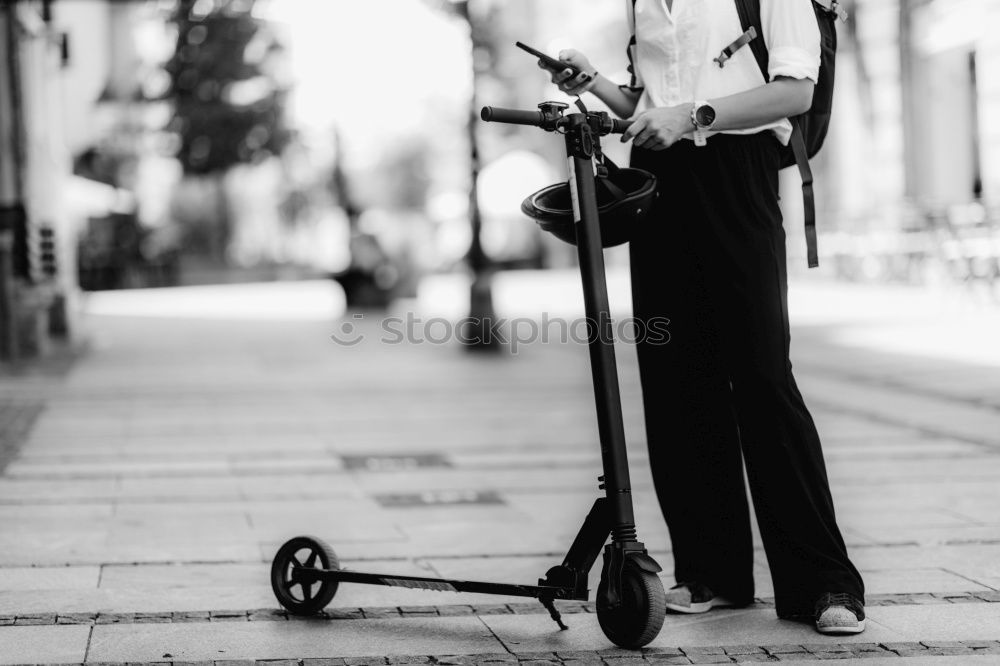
{"left": 540, "top": 0, "right": 866, "bottom": 635}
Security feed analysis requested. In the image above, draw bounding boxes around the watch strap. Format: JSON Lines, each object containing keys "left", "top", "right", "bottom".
{"left": 690, "top": 101, "right": 705, "bottom": 129}
{"left": 691, "top": 101, "right": 711, "bottom": 147}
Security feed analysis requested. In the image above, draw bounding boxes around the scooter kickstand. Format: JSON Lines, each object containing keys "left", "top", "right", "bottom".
{"left": 540, "top": 597, "right": 569, "bottom": 630}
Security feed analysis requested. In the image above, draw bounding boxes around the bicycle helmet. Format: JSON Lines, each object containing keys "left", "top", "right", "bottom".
{"left": 520, "top": 159, "right": 658, "bottom": 248}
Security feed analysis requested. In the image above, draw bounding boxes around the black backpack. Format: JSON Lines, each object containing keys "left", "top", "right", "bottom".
{"left": 735, "top": 0, "right": 845, "bottom": 268}
{"left": 625, "top": 0, "right": 846, "bottom": 267}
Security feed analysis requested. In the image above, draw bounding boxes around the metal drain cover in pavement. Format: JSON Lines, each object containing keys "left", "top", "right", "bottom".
{"left": 341, "top": 453, "right": 451, "bottom": 472}
{"left": 374, "top": 489, "right": 505, "bottom": 507}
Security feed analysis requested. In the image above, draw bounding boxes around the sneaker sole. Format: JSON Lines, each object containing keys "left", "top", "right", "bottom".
{"left": 665, "top": 597, "right": 737, "bottom": 614}
{"left": 816, "top": 618, "right": 866, "bottom": 635}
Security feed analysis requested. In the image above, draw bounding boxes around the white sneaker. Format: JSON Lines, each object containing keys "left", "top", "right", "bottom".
{"left": 664, "top": 582, "right": 738, "bottom": 614}
{"left": 815, "top": 592, "right": 866, "bottom": 634}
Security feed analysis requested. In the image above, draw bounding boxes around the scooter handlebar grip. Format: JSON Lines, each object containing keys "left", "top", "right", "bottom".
{"left": 611, "top": 118, "right": 633, "bottom": 134}
{"left": 481, "top": 106, "right": 544, "bottom": 126}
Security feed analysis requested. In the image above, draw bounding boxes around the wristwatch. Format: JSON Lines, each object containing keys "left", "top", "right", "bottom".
{"left": 690, "top": 100, "right": 715, "bottom": 147}
{"left": 691, "top": 100, "right": 717, "bottom": 130}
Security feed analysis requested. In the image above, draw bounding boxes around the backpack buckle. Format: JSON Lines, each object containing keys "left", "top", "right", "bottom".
{"left": 816, "top": 0, "right": 849, "bottom": 21}
{"left": 713, "top": 26, "right": 757, "bottom": 68}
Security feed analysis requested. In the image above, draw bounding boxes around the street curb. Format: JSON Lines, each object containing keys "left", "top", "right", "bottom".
{"left": 6, "top": 641, "right": 1000, "bottom": 666}
{"left": 2, "top": 591, "right": 999, "bottom": 627}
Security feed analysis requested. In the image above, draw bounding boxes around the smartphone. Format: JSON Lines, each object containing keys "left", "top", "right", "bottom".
{"left": 515, "top": 41, "right": 590, "bottom": 83}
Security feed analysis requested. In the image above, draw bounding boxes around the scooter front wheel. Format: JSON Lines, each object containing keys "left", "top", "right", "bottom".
{"left": 597, "top": 560, "right": 666, "bottom": 648}
{"left": 271, "top": 535, "right": 340, "bottom": 615}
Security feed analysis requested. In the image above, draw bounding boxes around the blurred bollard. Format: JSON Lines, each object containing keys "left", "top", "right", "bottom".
{"left": 462, "top": 271, "right": 502, "bottom": 352}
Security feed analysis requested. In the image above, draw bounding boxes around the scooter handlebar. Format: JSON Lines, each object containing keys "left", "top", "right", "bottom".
{"left": 480, "top": 106, "right": 544, "bottom": 126}
{"left": 481, "top": 106, "right": 633, "bottom": 135}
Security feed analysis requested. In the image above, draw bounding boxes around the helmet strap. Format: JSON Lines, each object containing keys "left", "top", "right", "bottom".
{"left": 595, "top": 151, "right": 627, "bottom": 202}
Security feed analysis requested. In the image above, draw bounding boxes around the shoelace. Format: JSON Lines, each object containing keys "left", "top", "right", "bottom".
{"left": 826, "top": 592, "right": 854, "bottom": 607}
{"left": 816, "top": 592, "right": 862, "bottom": 620}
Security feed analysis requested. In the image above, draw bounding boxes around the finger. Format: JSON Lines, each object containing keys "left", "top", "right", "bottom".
{"left": 573, "top": 71, "right": 591, "bottom": 84}
{"left": 550, "top": 69, "right": 572, "bottom": 84}
{"left": 647, "top": 134, "right": 669, "bottom": 151}
{"left": 626, "top": 129, "right": 648, "bottom": 145}
{"left": 539, "top": 59, "right": 566, "bottom": 75}
{"left": 643, "top": 131, "right": 668, "bottom": 149}
{"left": 651, "top": 133, "right": 677, "bottom": 151}
{"left": 621, "top": 116, "right": 646, "bottom": 142}
{"left": 632, "top": 126, "right": 656, "bottom": 147}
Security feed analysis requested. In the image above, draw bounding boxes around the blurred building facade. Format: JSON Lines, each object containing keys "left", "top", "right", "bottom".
{"left": 1, "top": 0, "right": 77, "bottom": 362}
{"left": 0, "top": 0, "right": 163, "bottom": 362}
{"left": 903, "top": 0, "right": 997, "bottom": 206}
{"left": 787, "top": 0, "right": 1000, "bottom": 287}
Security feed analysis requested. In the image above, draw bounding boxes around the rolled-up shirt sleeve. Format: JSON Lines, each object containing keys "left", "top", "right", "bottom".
{"left": 761, "top": 0, "right": 821, "bottom": 82}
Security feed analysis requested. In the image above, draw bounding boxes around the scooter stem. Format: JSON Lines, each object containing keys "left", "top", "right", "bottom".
{"left": 563, "top": 114, "right": 637, "bottom": 543}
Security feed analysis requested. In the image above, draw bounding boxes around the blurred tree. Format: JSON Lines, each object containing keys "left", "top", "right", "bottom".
{"left": 422, "top": 0, "right": 505, "bottom": 351}
{"left": 166, "top": 0, "right": 288, "bottom": 173}
{"left": 164, "top": 0, "right": 289, "bottom": 261}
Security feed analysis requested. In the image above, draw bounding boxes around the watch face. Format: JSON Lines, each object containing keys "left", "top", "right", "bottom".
{"left": 696, "top": 104, "right": 716, "bottom": 127}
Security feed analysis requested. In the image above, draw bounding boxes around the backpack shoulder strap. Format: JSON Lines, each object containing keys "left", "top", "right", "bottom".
{"left": 735, "top": 0, "right": 820, "bottom": 268}
{"left": 625, "top": 0, "right": 642, "bottom": 91}
{"left": 734, "top": 0, "right": 768, "bottom": 80}
{"left": 789, "top": 125, "right": 818, "bottom": 267}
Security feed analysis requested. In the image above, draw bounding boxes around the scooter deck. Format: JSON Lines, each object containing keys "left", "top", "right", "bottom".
{"left": 294, "top": 568, "right": 584, "bottom": 600}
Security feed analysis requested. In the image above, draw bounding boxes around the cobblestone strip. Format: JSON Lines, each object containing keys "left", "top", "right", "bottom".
{"left": 0, "top": 400, "right": 44, "bottom": 473}
{"left": 3, "top": 591, "right": 1000, "bottom": 627}
{"left": 4, "top": 642, "right": 1000, "bottom": 666}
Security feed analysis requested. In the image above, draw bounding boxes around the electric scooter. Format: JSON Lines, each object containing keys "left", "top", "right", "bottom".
{"left": 270, "top": 101, "right": 667, "bottom": 649}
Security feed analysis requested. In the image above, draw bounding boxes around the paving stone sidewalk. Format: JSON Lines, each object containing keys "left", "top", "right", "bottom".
{"left": 1, "top": 278, "right": 999, "bottom": 665}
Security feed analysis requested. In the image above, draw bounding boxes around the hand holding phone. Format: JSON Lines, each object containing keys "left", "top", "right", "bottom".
{"left": 516, "top": 42, "right": 597, "bottom": 94}
{"left": 516, "top": 41, "right": 580, "bottom": 75}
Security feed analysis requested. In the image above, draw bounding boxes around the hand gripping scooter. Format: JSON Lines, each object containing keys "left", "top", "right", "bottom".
{"left": 270, "top": 101, "right": 667, "bottom": 649}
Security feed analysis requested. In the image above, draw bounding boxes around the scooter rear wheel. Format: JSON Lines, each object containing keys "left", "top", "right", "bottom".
{"left": 271, "top": 535, "right": 340, "bottom": 615}
{"left": 597, "top": 560, "right": 666, "bottom": 648}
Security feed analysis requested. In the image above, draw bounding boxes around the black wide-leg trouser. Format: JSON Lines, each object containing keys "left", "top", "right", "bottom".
{"left": 628, "top": 133, "right": 864, "bottom": 618}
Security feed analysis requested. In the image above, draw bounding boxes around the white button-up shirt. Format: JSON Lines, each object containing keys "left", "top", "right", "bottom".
{"left": 628, "top": 0, "right": 821, "bottom": 145}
